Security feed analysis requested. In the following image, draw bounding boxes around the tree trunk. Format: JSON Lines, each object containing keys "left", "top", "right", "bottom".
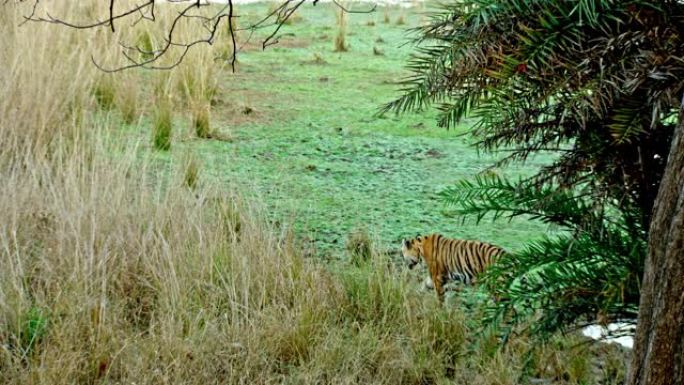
{"left": 628, "top": 107, "right": 684, "bottom": 385}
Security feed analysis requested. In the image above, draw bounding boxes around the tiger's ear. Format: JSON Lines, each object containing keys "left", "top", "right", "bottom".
{"left": 403, "top": 239, "right": 411, "bottom": 248}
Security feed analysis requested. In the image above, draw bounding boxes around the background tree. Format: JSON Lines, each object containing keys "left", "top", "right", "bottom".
{"left": 384, "top": 0, "right": 684, "bottom": 383}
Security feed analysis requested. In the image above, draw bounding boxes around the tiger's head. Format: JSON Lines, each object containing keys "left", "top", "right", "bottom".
{"left": 401, "top": 236, "right": 424, "bottom": 269}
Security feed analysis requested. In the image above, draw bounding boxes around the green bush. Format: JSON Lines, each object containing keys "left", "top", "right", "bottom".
{"left": 19, "top": 307, "right": 48, "bottom": 357}
{"left": 441, "top": 176, "right": 644, "bottom": 341}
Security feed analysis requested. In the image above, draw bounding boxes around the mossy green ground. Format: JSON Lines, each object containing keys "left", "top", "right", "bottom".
{"left": 167, "top": 3, "right": 554, "bottom": 259}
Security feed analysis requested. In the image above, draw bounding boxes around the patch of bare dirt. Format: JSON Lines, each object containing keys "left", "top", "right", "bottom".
{"left": 210, "top": 89, "right": 274, "bottom": 127}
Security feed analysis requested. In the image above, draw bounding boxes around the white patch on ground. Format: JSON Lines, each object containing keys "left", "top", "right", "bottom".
{"left": 581, "top": 323, "right": 635, "bottom": 349}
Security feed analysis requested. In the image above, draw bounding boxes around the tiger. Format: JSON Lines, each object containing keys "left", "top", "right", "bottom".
{"left": 401, "top": 233, "right": 505, "bottom": 303}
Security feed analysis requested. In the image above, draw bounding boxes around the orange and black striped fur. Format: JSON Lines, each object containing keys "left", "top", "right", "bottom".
{"left": 401, "top": 233, "right": 505, "bottom": 303}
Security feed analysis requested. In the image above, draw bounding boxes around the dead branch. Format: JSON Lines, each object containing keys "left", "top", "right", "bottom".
{"left": 14, "top": 0, "right": 377, "bottom": 72}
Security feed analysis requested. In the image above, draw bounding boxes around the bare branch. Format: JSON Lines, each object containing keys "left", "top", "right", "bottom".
{"left": 262, "top": 0, "right": 305, "bottom": 50}
{"left": 330, "top": 0, "right": 376, "bottom": 14}
{"left": 18, "top": 0, "right": 39, "bottom": 26}
{"left": 109, "top": 0, "right": 115, "bottom": 32}
{"left": 17, "top": 0, "right": 376, "bottom": 72}
{"left": 24, "top": 1, "right": 156, "bottom": 30}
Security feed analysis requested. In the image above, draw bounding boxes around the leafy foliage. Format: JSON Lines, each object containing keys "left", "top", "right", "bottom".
{"left": 385, "top": 0, "right": 684, "bottom": 229}
{"left": 443, "top": 176, "right": 644, "bottom": 340}
{"left": 386, "top": 0, "right": 684, "bottom": 341}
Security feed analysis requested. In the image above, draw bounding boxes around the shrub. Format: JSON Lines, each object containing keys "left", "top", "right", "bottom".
{"left": 346, "top": 227, "right": 373, "bottom": 266}
{"left": 192, "top": 103, "right": 212, "bottom": 139}
{"left": 152, "top": 98, "right": 173, "bottom": 151}
{"left": 93, "top": 77, "right": 116, "bottom": 111}
{"left": 17, "top": 307, "right": 49, "bottom": 357}
{"left": 182, "top": 153, "right": 200, "bottom": 189}
{"left": 136, "top": 30, "right": 155, "bottom": 61}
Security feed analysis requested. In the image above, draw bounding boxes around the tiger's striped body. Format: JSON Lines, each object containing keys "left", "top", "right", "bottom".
{"left": 401, "top": 233, "right": 505, "bottom": 303}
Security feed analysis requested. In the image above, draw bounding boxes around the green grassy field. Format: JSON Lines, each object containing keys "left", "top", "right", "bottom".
{"left": 151, "top": 2, "right": 554, "bottom": 259}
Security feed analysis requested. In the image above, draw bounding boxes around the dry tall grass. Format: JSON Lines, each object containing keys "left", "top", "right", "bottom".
{"left": 334, "top": 6, "right": 349, "bottom": 52}
{"left": 383, "top": 7, "right": 391, "bottom": 24}
{"left": 0, "top": 2, "right": 627, "bottom": 384}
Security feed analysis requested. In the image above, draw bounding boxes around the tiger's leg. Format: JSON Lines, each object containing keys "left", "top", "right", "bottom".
{"left": 432, "top": 274, "right": 446, "bottom": 304}
{"left": 423, "top": 276, "right": 434, "bottom": 290}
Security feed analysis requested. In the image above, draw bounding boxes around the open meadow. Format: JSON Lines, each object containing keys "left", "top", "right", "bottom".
{"left": 118, "top": 1, "right": 556, "bottom": 258}
{"left": 0, "top": 1, "right": 628, "bottom": 384}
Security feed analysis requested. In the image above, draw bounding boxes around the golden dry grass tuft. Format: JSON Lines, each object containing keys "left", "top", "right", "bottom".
{"left": 115, "top": 73, "right": 142, "bottom": 125}
{"left": 396, "top": 11, "right": 406, "bottom": 26}
{"left": 182, "top": 152, "right": 201, "bottom": 189}
{"left": 333, "top": 7, "right": 348, "bottom": 52}
{"left": 192, "top": 102, "right": 213, "bottom": 139}
{"left": 383, "top": 8, "right": 391, "bottom": 24}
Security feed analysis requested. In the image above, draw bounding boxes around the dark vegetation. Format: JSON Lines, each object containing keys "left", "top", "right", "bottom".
{"left": 385, "top": 0, "right": 684, "bottom": 382}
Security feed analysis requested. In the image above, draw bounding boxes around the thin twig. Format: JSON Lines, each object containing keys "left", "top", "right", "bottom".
{"left": 18, "top": 0, "right": 375, "bottom": 72}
